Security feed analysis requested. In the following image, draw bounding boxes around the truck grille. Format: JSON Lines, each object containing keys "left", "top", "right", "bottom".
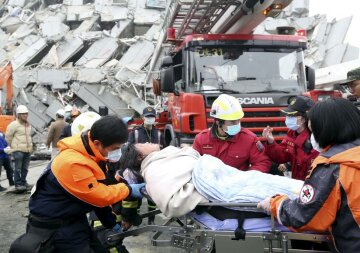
{"left": 206, "top": 107, "right": 287, "bottom": 140}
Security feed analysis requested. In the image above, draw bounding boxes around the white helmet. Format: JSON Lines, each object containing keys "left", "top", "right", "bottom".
{"left": 64, "top": 105, "right": 73, "bottom": 112}
{"left": 56, "top": 109, "right": 65, "bottom": 117}
{"left": 16, "top": 105, "right": 29, "bottom": 114}
{"left": 210, "top": 94, "right": 244, "bottom": 120}
{"left": 71, "top": 111, "right": 101, "bottom": 135}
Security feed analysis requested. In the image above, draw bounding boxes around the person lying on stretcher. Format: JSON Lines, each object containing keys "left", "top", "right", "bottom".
{"left": 118, "top": 143, "right": 303, "bottom": 218}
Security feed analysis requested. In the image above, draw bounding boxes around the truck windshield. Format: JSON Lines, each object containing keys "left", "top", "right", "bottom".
{"left": 187, "top": 47, "right": 306, "bottom": 94}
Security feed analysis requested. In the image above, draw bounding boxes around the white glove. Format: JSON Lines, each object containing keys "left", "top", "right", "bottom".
{"left": 257, "top": 197, "right": 271, "bottom": 215}
{"left": 4, "top": 146, "right": 12, "bottom": 154}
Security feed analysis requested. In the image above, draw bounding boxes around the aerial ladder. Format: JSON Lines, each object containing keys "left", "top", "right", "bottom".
{"left": 146, "top": 0, "right": 292, "bottom": 84}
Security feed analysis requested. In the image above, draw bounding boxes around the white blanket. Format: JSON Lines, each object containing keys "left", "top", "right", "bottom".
{"left": 141, "top": 147, "right": 303, "bottom": 218}
{"left": 141, "top": 146, "right": 208, "bottom": 218}
{"left": 192, "top": 154, "right": 303, "bottom": 202}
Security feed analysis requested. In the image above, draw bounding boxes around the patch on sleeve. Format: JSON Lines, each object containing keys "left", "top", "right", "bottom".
{"left": 255, "top": 141, "right": 264, "bottom": 152}
{"left": 300, "top": 184, "right": 315, "bottom": 203}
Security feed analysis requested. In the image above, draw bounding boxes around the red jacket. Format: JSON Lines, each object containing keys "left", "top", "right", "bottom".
{"left": 192, "top": 127, "right": 271, "bottom": 173}
{"left": 264, "top": 129, "right": 319, "bottom": 180}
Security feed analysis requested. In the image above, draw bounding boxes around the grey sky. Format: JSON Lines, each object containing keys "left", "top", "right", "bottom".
{"left": 309, "top": 0, "right": 360, "bottom": 48}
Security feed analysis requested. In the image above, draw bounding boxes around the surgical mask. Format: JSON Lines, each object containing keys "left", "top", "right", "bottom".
{"left": 106, "top": 148, "right": 122, "bottom": 162}
{"left": 285, "top": 116, "right": 300, "bottom": 131}
{"left": 224, "top": 123, "right": 241, "bottom": 136}
{"left": 310, "top": 133, "right": 322, "bottom": 152}
{"left": 144, "top": 117, "right": 155, "bottom": 125}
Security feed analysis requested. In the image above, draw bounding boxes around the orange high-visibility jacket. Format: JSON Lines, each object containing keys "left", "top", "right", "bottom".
{"left": 270, "top": 141, "right": 360, "bottom": 252}
{"left": 53, "top": 132, "right": 130, "bottom": 207}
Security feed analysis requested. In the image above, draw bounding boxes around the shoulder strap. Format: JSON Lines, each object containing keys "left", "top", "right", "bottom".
{"left": 134, "top": 129, "right": 139, "bottom": 144}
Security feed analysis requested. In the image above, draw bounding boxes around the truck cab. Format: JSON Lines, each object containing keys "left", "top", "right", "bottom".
{"left": 159, "top": 34, "right": 314, "bottom": 146}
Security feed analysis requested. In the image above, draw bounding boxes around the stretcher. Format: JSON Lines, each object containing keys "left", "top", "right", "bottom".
{"left": 105, "top": 202, "right": 332, "bottom": 253}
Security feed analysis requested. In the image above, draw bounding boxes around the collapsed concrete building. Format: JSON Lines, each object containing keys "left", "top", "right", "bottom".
{"left": 0, "top": 0, "right": 358, "bottom": 148}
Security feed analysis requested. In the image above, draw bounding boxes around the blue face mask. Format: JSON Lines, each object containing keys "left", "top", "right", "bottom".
{"left": 225, "top": 123, "right": 241, "bottom": 136}
{"left": 285, "top": 116, "right": 300, "bottom": 131}
{"left": 106, "top": 148, "right": 122, "bottom": 162}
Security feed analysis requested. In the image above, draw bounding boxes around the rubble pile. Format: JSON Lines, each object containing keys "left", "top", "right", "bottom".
{"left": 0, "top": 0, "right": 165, "bottom": 141}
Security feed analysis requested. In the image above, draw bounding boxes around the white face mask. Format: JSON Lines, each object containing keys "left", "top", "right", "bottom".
{"left": 144, "top": 117, "right": 155, "bottom": 126}
{"left": 310, "top": 133, "right": 322, "bottom": 152}
{"left": 106, "top": 148, "right": 122, "bottom": 162}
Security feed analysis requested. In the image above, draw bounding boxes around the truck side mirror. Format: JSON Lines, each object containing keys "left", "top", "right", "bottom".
{"left": 160, "top": 66, "right": 175, "bottom": 93}
{"left": 161, "top": 56, "right": 173, "bottom": 68}
{"left": 306, "top": 66, "right": 315, "bottom": 91}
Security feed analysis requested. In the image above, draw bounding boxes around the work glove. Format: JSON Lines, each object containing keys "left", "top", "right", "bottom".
{"left": 112, "top": 223, "right": 122, "bottom": 233}
{"left": 129, "top": 183, "right": 146, "bottom": 199}
{"left": 4, "top": 146, "right": 12, "bottom": 154}
{"left": 257, "top": 197, "right": 271, "bottom": 215}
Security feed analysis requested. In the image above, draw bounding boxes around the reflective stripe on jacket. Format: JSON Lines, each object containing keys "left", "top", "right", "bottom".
{"left": 270, "top": 140, "right": 360, "bottom": 253}
{"left": 192, "top": 127, "right": 271, "bottom": 173}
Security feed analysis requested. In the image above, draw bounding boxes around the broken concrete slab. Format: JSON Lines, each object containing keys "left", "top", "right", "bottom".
{"left": 116, "top": 39, "right": 154, "bottom": 71}
{"left": 75, "top": 37, "right": 118, "bottom": 67}
{"left": 41, "top": 37, "right": 84, "bottom": 67}
{"left": 66, "top": 5, "right": 94, "bottom": 21}
{"left": 0, "top": 16, "right": 24, "bottom": 34}
{"left": 12, "top": 69, "right": 38, "bottom": 88}
{"left": 133, "top": 0, "right": 161, "bottom": 25}
{"left": 7, "top": 0, "right": 28, "bottom": 7}
{"left": 70, "top": 82, "right": 131, "bottom": 116}
{"left": 13, "top": 87, "right": 52, "bottom": 131}
{"left": 73, "top": 15, "right": 100, "bottom": 35}
{"left": 46, "top": 99, "right": 66, "bottom": 119}
{"left": 115, "top": 67, "right": 146, "bottom": 85}
{"left": 40, "top": 17, "right": 70, "bottom": 42}
{"left": 94, "top": 5, "right": 128, "bottom": 22}
{"left": 8, "top": 23, "right": 35, "bottom": 41}
{"left": 11, "top": 37, "right": 48, "bottom": 71}
{"left": 78, "top": 31, "right": 103, "bottom": 41}
{"left": 105, "top": 19, "right": 133, "bottom": 38}
{"left": 76, "top": 68, "right": 105, "bottom": 83}
{"left": 37, "top": 69, "right": 74, "bottom": 89}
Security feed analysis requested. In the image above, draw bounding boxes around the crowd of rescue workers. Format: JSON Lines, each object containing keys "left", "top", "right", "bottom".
{"left": 1, "top": 68, "right": 360, "bottom": 253}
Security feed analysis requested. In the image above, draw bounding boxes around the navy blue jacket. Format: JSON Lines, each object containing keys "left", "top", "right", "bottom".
{"left": 29, "top": 163, "right": 116, "bottom": 228}
{"left": 0, "top": 132, "right": 9, "bottom": 159}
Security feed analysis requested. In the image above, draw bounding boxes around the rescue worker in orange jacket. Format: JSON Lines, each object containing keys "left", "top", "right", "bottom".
{"left": 262, "top": 96, "right": 319, "bottom": 180}
{"left": 10, "top": 116, "right": 145, "bottom": 253}
{"left": 258, "top": 98, "right": 360, "bottom": 253}
{"left": 193, "top": 94, "right": 272, "bottom": 173}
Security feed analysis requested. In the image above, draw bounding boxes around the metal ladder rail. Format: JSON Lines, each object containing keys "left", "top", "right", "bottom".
{"left": 176, "top": 0, "right": 204, "bottom": 39}
{"left": 195, "top": 0, "right": 237, "bottom": 34}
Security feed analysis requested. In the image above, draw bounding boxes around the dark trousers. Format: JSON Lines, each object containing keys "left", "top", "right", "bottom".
{"left": 52, "top": 215, "right": 107, "bottom": 253}
{"left": 13, "top": 151, "right": 31, "bottom": 187}
{"left": 0, "top": 156, "right": 14, "bottom": 185}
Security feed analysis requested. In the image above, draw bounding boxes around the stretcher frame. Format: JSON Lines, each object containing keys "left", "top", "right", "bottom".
{"left": 106, "top": 202, "right": 332, "bottom": 253}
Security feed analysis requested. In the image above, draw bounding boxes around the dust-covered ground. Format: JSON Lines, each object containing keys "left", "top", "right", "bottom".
{"left": 0, "top": 160, "right": 184, "bottom": 253}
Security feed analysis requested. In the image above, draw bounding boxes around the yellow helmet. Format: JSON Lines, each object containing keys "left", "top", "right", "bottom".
{"left": 210, "top": 94, "right": 244, "bottom": 120}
